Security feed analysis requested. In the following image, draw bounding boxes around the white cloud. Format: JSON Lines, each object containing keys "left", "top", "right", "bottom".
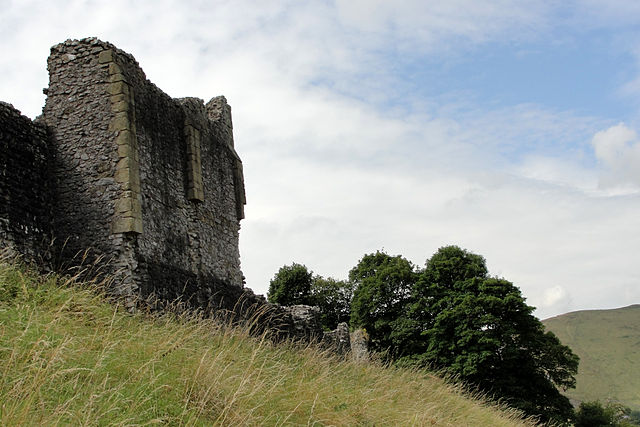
{"left": 515, "top": 155, "right": 597, "bottom": 191}
{"left": 593, "top": 123, "right": 637, "bottom": 165}
{"left": 335, "top": 0, "right": 549, "bottom": 47}
{"left": 542, "top": 285, "right": 568, "bottom": 307}
{"left": 533, "top": 286, "right": 573, "bottom": 320}
{"left": 592, "top": 123, "right": 640, "bottom": 193}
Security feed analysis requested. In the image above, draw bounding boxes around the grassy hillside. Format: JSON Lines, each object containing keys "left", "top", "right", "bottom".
{"left": 543, "top": 305, "right": 640, "bottom": 410}
{"left": 0, "top": 257, "right": 534, "bottom": 426}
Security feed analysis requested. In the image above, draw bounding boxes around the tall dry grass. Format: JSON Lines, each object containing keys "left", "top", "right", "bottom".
{"left": 0, "top": 254, "right": 537, "bottom": 426}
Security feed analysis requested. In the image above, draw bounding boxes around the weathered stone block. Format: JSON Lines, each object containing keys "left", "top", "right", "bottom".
{"left": 117, "top": 177, "right": 141, "bottom": 192}
{"left": 112, "top": 100, "right": 129, "bottom": 113}
{"left": 114, "top": 197, "right": 135, "bottom": 213}
{"left": 110, "top": 94, "right": 128, "bottom": 104}
{"left": 98, "top": 49, "right": 114, "bottom": 64}
{"left": 109, "top": 112, "right": 130, "bottom": 132}
{"left": 114, "top": 167, "right": 131, "bottom": 183}
{"left": 116, "top": 130, "right": 134, "bottom": 148}
{"left": 112, "top": 216, "right": 142, "bottom": 234}
{"left": 108, "top": 62, "right": 122, "bottom": 74}
{"left": 107, "top": 81, "right": 130, "bottom": 96}
{"left": 116, "top": 157, "right": 130, "bottom": 171}
{"left": 109, "top": 73, "right": 127, "bottom": 83}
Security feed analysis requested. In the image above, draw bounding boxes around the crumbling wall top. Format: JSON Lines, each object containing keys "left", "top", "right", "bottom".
{"left": 50, "top": 37, "right": 143, "bottom": 78}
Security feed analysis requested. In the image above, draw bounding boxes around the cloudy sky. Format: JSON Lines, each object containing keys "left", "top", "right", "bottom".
{"left": 2, "top": 0, "right": 640, "bottom": 319}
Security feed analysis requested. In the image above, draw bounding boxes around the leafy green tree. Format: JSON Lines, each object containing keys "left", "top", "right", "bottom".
{"left": 267, "top": 263, "right": 313, "bottom": 306}
{"left": 400, "top": 246, "right": 579, "bottom": 425}
{"left": 310, "top": 277, "right": 353, "bottom": 330}
{"left": 575, "top": 401, "right": 612, "bottom": 427}
{"left": 574, "top": 400, "right": 630, "bottom": 427}
{"left": 422, "top": 244, "right": 488, "bottom": 288}
{"left": 349, "top": 251, "right": 417, "bottom": 353}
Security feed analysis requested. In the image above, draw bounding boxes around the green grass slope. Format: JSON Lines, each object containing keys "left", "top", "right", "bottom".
{"left": 0, "top": 258, "right": 534, "bottom": 426}
{"left": 543, "top": 305, "right": 640, "bottom": 410}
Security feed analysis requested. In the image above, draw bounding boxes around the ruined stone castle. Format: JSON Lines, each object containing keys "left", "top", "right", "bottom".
{"left": 1, "top": 38, "right": 360, "bottom": 351}
{"left": 1, "top": 38, "right": 246, "bottom": 310}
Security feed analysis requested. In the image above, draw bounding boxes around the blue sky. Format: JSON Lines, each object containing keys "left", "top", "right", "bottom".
{"left": 2, "top": 0, "right": 640, "bottom": 319}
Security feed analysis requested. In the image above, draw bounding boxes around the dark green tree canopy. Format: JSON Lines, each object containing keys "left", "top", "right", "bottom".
{"left": 422, "top": 245, "right": 488, "bottom": 289}
{"left": 406, "top": 246, "right": 578, "bottom": 425}
{"left": 310, "top": 277, "right": 353, "bottom": 330}
{"left": 348, "top": 245, "right": 579, "bottom": 425}
{"left": 349, "top": 251, "right": 417, "bottom": 353}
{"left": 574, "top": 400, "right": 631, "bottom": 427}
{"left": 267, "top": 263, "right": 313, "bottom": 306}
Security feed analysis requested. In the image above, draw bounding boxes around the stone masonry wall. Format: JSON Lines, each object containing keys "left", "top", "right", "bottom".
{"left": 41, "top": 38, "right": 246, "bottom": 308}
{"left": 42, "top": 39, "right": 136, "bottom": 298}
{"left": 0, "top": 102, "right": 53, "bottom": 260}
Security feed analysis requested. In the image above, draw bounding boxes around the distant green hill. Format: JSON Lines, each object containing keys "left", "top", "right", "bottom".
{"left": 543, "top": 305, "right": 640, "bottom": 410}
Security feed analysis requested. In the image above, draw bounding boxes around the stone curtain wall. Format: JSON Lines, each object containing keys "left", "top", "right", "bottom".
{"left": 0, "top": 103, "right": 53, "bottom": 260}
{"left": 40, "top": 38, "right": 246, "bottom": 307}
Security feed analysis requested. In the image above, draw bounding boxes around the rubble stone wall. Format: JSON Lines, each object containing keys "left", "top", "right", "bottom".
{"left": 0, "top": 102, "right": 53, "bottom": 260}
{"left": 42, "top": 39, "right": 132, "bottom": 289}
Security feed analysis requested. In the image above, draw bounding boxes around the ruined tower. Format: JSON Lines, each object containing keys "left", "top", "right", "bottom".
{"left": 1, "top": 38, "right": 246, "bottom": 309}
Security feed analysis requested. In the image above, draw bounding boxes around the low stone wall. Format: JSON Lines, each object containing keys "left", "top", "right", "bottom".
{"left": 323, "top": 322, "right": 351, "bottom": 355}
